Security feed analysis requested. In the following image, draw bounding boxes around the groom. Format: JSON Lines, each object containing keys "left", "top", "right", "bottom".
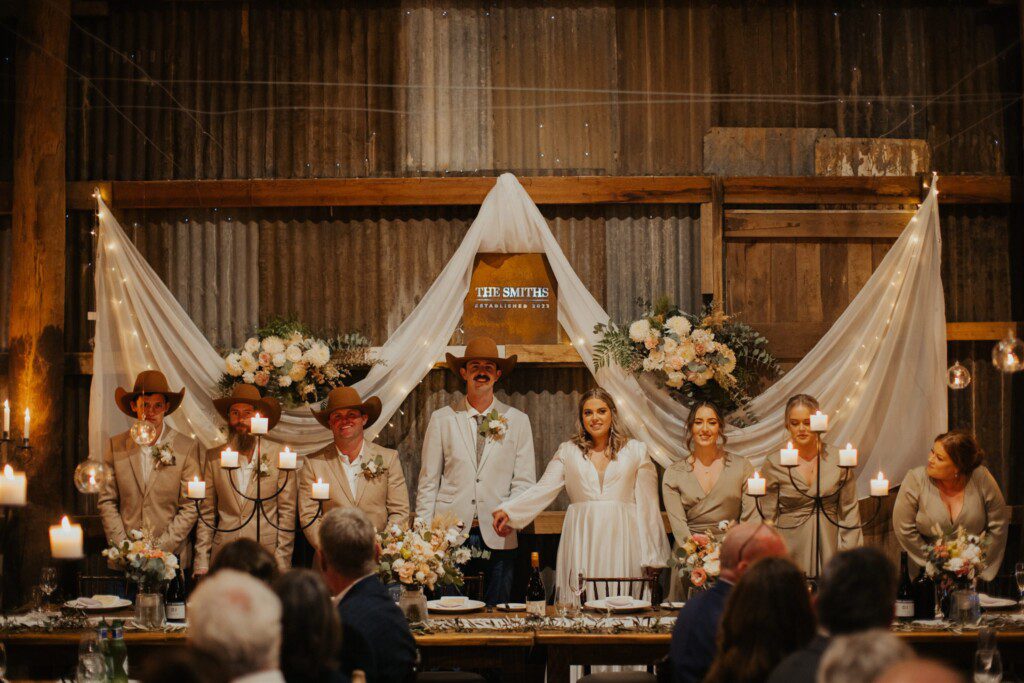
{"left": 416, "top": 337, "right": 536, "bottom": 605}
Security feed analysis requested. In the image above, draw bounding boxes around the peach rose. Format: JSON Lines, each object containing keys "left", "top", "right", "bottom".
{"left": 690, "top": 567, "right": 708, "bottom": 588}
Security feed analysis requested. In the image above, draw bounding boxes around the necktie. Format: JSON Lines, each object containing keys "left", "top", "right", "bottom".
{"left": 474, "top": 414, "right": 486, "bottom": 466}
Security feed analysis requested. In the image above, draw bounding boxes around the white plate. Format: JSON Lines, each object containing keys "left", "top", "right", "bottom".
{"left": 584, "top": 598, "right": 652, "bottom": 613}
{"left": 427, "top": 599, "right": 486, "bottom": 614}
{"left": 497, "top": 602, "right": 526, "bottom": 612}
{"left": 979, "top": 594, "right": 1018, "bottom": 609}
{"left": 660, "top": 601, "right": 686, "bottom": 610}
{"left": 65, "top": 597, "right": 132, "bottom": 612}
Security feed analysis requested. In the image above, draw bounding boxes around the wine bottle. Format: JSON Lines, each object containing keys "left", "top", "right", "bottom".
{"left": 912, "top": 565, "right": 935, "bottom": 621}
{"left": 166, "top": 569, "right": 186, "bottom": 622}
{"left": 525, "top": 551, "right": 546, "bottom": 617}
{"left": 108, "top": 621, "right": 129, "bottom": 683}
{"left": 896, "top": 552, "right": 915, "bottom": 622}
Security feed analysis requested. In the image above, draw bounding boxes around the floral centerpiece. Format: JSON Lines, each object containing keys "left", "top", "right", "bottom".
{"left": 674, "top": 522, "right": 730, "bottom": 591}
{"left": 594, "top": 298, "right": 780, "bottom": 421}
{"left": 924, "top": 526, "right": 989, "bottom": 622}
{"left": 102, "top": 530, "right": 179, "bottom": 591}
{"left": 217, "top": 317, "right": 377, "bottom": 408}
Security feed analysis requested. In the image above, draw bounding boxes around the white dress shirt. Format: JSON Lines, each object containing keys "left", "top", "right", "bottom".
{"left": 234, "top": 449, "right": 258, "bottom": 493}
{"left": 137, "top": 424, "right": 171, "bottom": 485}
{"left": 336, "top": 442, "right": 366, "bottom": 496}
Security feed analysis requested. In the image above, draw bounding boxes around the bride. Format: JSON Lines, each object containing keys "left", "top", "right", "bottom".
{"left": 492, "top": 388, "right": 670, "bottom": 600}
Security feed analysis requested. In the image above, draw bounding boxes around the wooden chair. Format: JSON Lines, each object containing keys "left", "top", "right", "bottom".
{"left": 582, "top": 575, "right": 663, "bottom": 606}
{"left": 460, "top": 572, "right": 486, "bottom": 603}
{"left": 77, "top": 574, "right": 128, "bottom": 600}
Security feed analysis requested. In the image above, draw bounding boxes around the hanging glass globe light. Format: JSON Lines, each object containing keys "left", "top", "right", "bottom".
{"left": 74, "top": 460, "right": 111, "bottom": 494}
{"left": 129, "top": 419, "right": 157, "bottom": 446}
{"left": 992, "top": 330, "right": 1024, "bottom": 373}
{"left": 946, "top": 362, "right": 971, "bottom": 390}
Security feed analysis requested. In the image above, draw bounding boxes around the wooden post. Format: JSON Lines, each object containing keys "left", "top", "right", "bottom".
{"left": 700, "top": 176, "right": 724, "bottom": 302}
{"left": 8, "top": 0, "right": 70, "bottom": 600}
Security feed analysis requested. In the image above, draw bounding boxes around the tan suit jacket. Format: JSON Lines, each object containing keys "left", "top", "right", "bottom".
{"left": 298, "top": 440, "right": 409, "bottom": 547}
{"left": 96, "top": 427, "right": 201, "bottom": 560}
{"left": 194, "top": 442, "right": 297, "bottom": 573}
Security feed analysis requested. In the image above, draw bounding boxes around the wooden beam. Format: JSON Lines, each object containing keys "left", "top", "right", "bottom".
{"left": 723, "top": 176, "right": 922, "bottom": 204}
{"left": 699, "top": 177, "right": 724, "bottom": 301}
{"left": 724, "top": 210, "right": 915, "bottom": 239}
{"left": 930, "top": 175, "right": 1021, "bottom": 204}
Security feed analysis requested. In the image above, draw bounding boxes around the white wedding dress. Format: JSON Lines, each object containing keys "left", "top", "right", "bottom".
{"left": 502, "top": 438, "right": 670, "bottom": 600}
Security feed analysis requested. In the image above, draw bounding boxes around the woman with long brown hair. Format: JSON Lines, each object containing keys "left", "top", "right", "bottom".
{"left": 493, "top": 387, "right": 670, "bottom": 598}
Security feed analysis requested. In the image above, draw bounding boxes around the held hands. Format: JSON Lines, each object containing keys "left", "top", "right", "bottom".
{"left": 492, "top": 509, "right": 514, "bottom": 537}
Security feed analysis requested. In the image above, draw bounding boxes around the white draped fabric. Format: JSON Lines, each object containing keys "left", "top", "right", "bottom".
{"left": 90, "top": 173, "right": 946, "bottom": 497}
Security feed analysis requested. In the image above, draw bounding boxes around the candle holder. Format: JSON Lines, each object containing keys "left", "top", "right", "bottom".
{"left": 750, "top": 434, "right": 884, "bottom": 582}
{"left": 192, "top": 435, "right": 323, "bottom": 540}
{"left": 0, "top": 430, "right": 33, "bottom": 471}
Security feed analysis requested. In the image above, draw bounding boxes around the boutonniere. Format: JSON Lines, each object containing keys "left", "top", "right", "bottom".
{"left": 478, "top": 409, "right": 509, "bottom": 443}
{"left": 361, "top": 453, "right": 387, "bottom": 480}
{"left": 146, "top": 444, "right": 175, "bottom": 468}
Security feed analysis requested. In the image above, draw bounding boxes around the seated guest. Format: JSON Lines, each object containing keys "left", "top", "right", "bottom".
{"left": 767, "top": 547, "right": 898, "bottom": 683}
{"left": 670, "top": 521, "right": 787, "bottom": 683}
{"left": 893, "top": 430, "right": 1009, "bottom": 581}
{"left": 189, "top": 569, "right": 285, "bottom": 682}
{"left": 274, "top": 569, "right": 349, "bottom": 683}
{"left": 317, "top": 508, "right": 416, "bottom": 683}
{"left": 210, "top": 538, "right": 281, "bottom": 585}
{"left": 877, "top": 659, "right": 966, "bottom": 683}
{"left": 703, "top": 557, "right": 815, "bottom": 683}
{"left": 816, "top": 630, "right": 912, "bottom": 683}
{"left": 140, "top": 649, "right": 229, "bottom": 683}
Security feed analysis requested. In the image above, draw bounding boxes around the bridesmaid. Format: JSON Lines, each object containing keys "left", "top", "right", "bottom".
{"left": 893, "top": 431, "right": 1008, "bottom": 581}
{"left": 761, "top": 394, "right": 861, "bottom": 580}
{"left": 662, "top": 401, "right": 755, "bottom": 597}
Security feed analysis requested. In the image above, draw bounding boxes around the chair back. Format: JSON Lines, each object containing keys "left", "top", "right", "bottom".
{"left": 583, "top": 576, "right": 662, "bottom": 605}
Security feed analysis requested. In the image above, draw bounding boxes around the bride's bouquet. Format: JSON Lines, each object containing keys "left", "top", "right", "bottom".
{"left": 925, "top": 526, "right": 989, "bottom": 589}
{"left": 674, "top": 522, "right": 730, "bottom": 590}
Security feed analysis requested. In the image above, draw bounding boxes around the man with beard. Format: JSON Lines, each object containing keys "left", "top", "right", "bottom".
{"left": 416, "top": 337, "right": 536, "bottom": 605}
{"left": 299, "top": 386, "right": 409, "bottom": 546}
{"left": 194, "top": 384, "right": 295, "bottom": 575}
{"left": 98, "top": 370, "right": 202, "bottom": 568}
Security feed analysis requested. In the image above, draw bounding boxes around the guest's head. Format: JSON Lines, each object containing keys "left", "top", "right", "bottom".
{"left": 718, "top": 520, "right": 787, "bottom": 583}
{"left": 188, "top": 569, "right": 282, "bottom": 679}
{"left": 783, "top": 393, "right": 820, "bottom": 449}
{"left": 704, "top": 557, "right": 816, "bottom": 683}
{"left": 209, "top": 538, "right": 279, "bottom": 584}
{"left": 274, "top": 569, "right": 341, "bottom": 681}
{"left": 816, "top": 547, "right": 897, "bottom": 634}
{"left": 140, "top": 649, "right": 229, "bottom": 683}
{"left": 817, "top": 629, "right": 913, "bottom": 683}
{"left": 876, "top": 658, "right": 966, "bottom": 683}
{"left": 571, "top": 388, "right": 628, "bottom": 458}
{"left": 685, "top": 401, "right": 727, "bottom": 453}
{"left": 316, "top": 507, "right": 379, "bottom": 596}
{"left": 928, "top": 431, "right": 984, "bottom": 483}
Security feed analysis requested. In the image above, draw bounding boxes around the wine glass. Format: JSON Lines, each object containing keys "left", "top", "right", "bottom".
{"left": 571, "top": 571, "right": 587, "bottom": 606}
{"left": 39, "top": 566, "right": 57, "bottom": 612}
{"left": 555, "top": 585, "right": 579, "bottom": 620}
{"left": 1014, "top": 562, "right": 1024, "bottom": 613}
{"left": 973, "top": 649, "right": 1002, "bottom": 683}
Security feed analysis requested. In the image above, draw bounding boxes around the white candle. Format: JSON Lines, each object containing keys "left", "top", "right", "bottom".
{"left": 809, "top": 410, "right": 828, "bottom": 432}
{"left": 0, "top": 464, "right": 26, "bottom": 506}
{"left": 780, "top": 441, "right": 799, "bottom": 467}
{"left": 220, "top": 447, "right": 239, "bottom": 469}
{"left": 3, "top": 400, "right": 9, "bottom": 434}
{"left": 311, "top": 477, "right": 330, "bottom": 500}
{"left": 187, "top": 476, "right": 206, "bottom": 500}
{"left": 870, "top": 471, "right": 889, "bottom": 497}
{"left": 249, "top": 413, "right": 268, "bottom": 435}
{"left": 278, "top": 447, "right": 297, "bottom": 470}
{"left": 23, "top": 408, "right": 30, "bottom": 440}
{"left": 746, "top": 470, "right": 766, "bottom": 497}
{"left": 839, "top": 443, "right": 858, "bottom": 468}
{"left": 49, "top": 515, "right": 83, "bottom": 559}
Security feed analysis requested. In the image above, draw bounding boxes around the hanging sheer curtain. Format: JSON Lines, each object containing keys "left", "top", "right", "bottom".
{"left": 90, "top": 174, "right": 946, "bottom": 496}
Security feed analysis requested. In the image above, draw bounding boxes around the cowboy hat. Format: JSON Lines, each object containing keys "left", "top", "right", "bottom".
{"left": 212, "top": 383, "right": 282, "bottom": 431}
{"left": 310, "top": 386, "right": 382, "bottom": 429}
{"left": 445, "top": 336, "right": 517, "bottom": 377}
{"left": 114, "top": 370, "right": 185, "bottom": 418}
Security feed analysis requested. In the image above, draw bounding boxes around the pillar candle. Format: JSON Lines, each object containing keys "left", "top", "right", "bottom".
{"left": 746, "top": 471, "right": 766, "bottom": 497}
{"left": 278, "top": 447, "right": 297, "bottom": 470}
{"left": 0, "top": 464, "right": 26, "bottom": 506}
{"left": 187, "top": 476, "right": 206, "bottom": 500}
{"left": 311, "top": 477, "right": 330, "bottom": 500}
{"left": 221, "top": 447, "right": 239, "bottom": 469}
{"left": 870, "top": 472, "right": 889, "bottom": 497}
{"left": 809, "top": 411, "right": 828, "bottom": 432}
{"left": 780, "top": 442, "right": 799, "bottom": 467}
{"left": 839, "top": 443, "right": 858, "bottom": 468}
{"left": 249, "top": 413, "right": 268, "bottom": 435}
{"left": 23, "top": 408, "right": 29, "bottom": 440}
{"left": 49, "top": 516, "right": 83, "bottom": 559}
{"left": 3, "top": 399, "right": 9, "bottom": 434}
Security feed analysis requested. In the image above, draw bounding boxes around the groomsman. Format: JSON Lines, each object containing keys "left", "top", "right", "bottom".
{"left": 194, "top": 384, "right": 295, "bottom": 575}
{"left": 417, "top": 337, "right": 536, "bottom": 605}
{"left": 299, "top": 386, "right": 410, "bottom": 546}
{"left": 97, "top": 370, "right": 201, "bottom": 566}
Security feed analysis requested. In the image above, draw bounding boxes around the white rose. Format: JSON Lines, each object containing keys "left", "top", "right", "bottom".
{"left": 107, "top": 548, "right": 120, "bottom": 561}
{"left": 242, "top": 371, "right": 256, "bottom": 384}
{"left": 393, "top": 558, "right": 405, "bottom": 569}
{"left": 303, "top": 343, "right": 331, "bottom": 367}
{"left": 489, "top": 420, "right": 502, "bottom": 430}
{"left": 129, "top": 529, "right": 144, "bottom": 541}
{"left": 262, "top": 336, "right": 285, "bottom": 354}
{"left": 240, "top": 353, "right": 258, "bottom": 373}
{"left": 691, "top": 328, "right": 715, "bottom": 346}
{"left": 278, "top": 375, "right": 293, "bottom": 387}
{"left": 641, "top": 357, "right": 664, "bottom": 372}
{"left": 225, "top": 353, "right": 243, "bottom": 377}
{"left": 243, "top": 337, "right": 260, "bottom": 354}
{"left": 948, "top": 557, "right": 965, "bottom": 571}
{"left": 666, "top": 371, "right": 685, "bottom": 388}
{"left": 704, "top": 559, "right": 720, "bottom": 576}
{"left": 271, "top": 352, "right": 286, "bottom": 367}
{"left": 454, "top": 548, "right": 471, "bottom": 564}
{"left": 415, "top": 571, "right": 426, "bottom": 583}
{"left": 285, "top": 344, "right": 303, "bottom": 363}
{"left": 628, "top": 319, "right": 652, "bottom": 342}
{"left": 666, "top": 316, "right": 692, "bottom": 338}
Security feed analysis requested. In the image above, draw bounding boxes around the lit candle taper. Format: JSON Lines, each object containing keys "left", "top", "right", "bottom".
{"left": 49, "top": 515, "right": 83, "bottom": 559}
{"left": 746, "top": 470, "right": 766, "bottom": 497}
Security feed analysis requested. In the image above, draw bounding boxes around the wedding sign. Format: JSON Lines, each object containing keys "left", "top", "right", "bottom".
{"left": 463, "top": 253, "right": 558, "bottom": 344}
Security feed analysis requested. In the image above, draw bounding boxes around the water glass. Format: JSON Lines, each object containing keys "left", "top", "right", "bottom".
{"left": 973, "top": 649, "right": 1002, "bottom": 683}
{"left": 555, "top": 586, "right": 580, "bottom": 619}
{"left": 76, "top": 652, "right": 108, "bottom": 682}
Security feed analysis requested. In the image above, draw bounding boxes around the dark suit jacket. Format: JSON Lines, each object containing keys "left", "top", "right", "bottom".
{"left": 766, "top": 634, "right": 831, "bottom": 683}
{"left": 669, "top": 579, "right": 732, "bottom": 683}
{"left": 336, "top": 576, "right": 417, "bottom": 683}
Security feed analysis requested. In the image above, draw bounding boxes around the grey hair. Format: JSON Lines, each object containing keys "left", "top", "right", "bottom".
{"left": 318, "top": 507, "right": 378, "bottom": 578}
{"left": 816, "top": 630, "right": 913, "bottom": 683}
{"left": 188, "top": 569, "right": 282, "bottom": 678}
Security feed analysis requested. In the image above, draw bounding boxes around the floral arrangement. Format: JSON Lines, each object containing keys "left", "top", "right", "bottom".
{"left": 361, "top": 452, "right": 387, "bottom": 480}
{"left": 102, "top": 530, "right": 179, "bottom": 591}
{"left": 145, "top": 444, "right": 175, "bottom": 468}
{"left": 594, "top": 298, "right": 780, "bottom": 420}
{"left": 925, "top": 526, "right": 989, "bottom": 589}
{"left": 673, "top": 522, "right": 730, "bottom": 589}
{"left": 478, "top": 409, "right": 509, "bottom": 443}
{"left": 377, "top": 515, "right": 472, "bottom": 590}
{"left": 217, "top": 317, "right": 378, "bottom": 408}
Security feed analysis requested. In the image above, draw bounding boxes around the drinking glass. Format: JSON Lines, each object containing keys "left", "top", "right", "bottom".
{"left": 555, "top": 586, "right": 580, "bottom": 620}
{"left": 1015, "top": 562, "right": 1024, "bottom": 613}
{"left": 973, "top": 650, "right": 1002, "bottom": 683}
{"left": 39, "top": 566, "right": 58, "bottom": 612}
{"left": 76, "top": 652, "right": 108, "bottom": 683}
{"left": 571, "top": 571, "right": 587, "bottom": 606}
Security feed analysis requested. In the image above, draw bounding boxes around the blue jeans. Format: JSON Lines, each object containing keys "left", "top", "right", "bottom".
{"left": 445, "top": 526, "right": 515, "bottom": 606}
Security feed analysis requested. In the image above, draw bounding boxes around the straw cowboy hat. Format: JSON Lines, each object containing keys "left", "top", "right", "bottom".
{"left": 213, "top": 384, "right": 282, "bottom": 431}
{"left": 311, "top": 386, "right": 382, "bottom": 429}
{"left": 445, "top": 336, "right": 517, "bottom": 376}
{"left": 114, "top": 370, "right": 185, "bottom": 418}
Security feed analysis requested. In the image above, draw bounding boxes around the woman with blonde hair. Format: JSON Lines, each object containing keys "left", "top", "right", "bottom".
{"left": 493, "top": 387, "right": 669, "bottom": 597}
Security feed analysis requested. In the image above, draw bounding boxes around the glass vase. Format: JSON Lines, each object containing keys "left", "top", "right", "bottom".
{"left": 950, "top": 581, "right": 981, "bottom": 626}
{"left": 398, "top": 585, "right": 429, "bottom": 624}
{"left": 133, "top": 578, "right": 167, "bottom": 630}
